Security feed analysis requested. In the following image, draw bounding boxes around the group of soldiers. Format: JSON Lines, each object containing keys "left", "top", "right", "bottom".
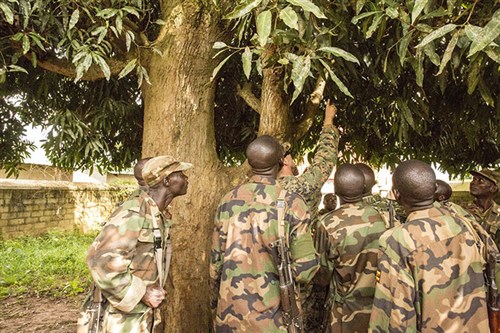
{"left": 80, "top": 99, "right": 500, "bottom": 333}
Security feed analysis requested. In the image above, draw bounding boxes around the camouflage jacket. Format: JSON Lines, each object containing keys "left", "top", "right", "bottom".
{"left": 278, "top": 126, "right": 339, "bottom": 228}
{"left": 316, "top": 201, "right": 388, "bottom": 333}
{"left": 86, "top": 189, "right": 170, "bottom": 314}
{"left": 369, "top": 206, "right": 494, "bottom": 333}
{"left": 209, "top": 175, "right": 319, "bottom": 332}
{"left": 466, "top": 201, "right": 500, "bottom": 248}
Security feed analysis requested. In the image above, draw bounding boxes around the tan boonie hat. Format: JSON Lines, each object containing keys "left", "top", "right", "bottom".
{"left": 142, "top": 155, "right": 193, "bottom": 187}
{"left": 470, "top": 169, "right": 500, "bottom": 186}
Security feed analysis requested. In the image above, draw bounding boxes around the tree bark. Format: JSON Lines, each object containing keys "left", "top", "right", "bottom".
{"left": 141, "top": 3, "right": 231, "bottom": 332}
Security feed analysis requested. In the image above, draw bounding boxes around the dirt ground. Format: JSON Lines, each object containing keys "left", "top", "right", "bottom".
{"left": 0, "top": 294, "right": 83, "bottom": 333}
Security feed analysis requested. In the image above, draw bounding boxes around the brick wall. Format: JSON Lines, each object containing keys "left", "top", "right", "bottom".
{"left": 0, "top": 180, "right": 134, "bottom": 240}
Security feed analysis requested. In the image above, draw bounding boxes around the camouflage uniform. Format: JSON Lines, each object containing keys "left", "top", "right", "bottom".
{"left": 369, "top": 205, "right": 496, "bottom": 333}
{"left": 278, "top": 125, "right": 339, "bottom": 232}
{"left": 466, "top": 201, "right": 500, "bottom": 248}
{"left": 209, "top": 175, "right": 319, "bottom": 332}
{"left": 363, "top": 194, "right": 404, "bottom": 228}
{"left": 316, "top": 200, "right": 388, "bottom": 333}
{"left": 278, "top": 126, "right": 339, "bottom": 332}
{"left": 86, "top": 189, "right": 170, "bottom": 333}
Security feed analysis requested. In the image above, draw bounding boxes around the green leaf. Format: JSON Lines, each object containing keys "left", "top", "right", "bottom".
{"left": 318, "top": 47, "right": 359, "bottom": 64}
{"left": 319, "top": 58, "right": 353, "bottom": 98}
{"left": 420, "top": 7, "right": 448, "bottom": 20}
{"left": 211, "top": 52, "right": 236, "bottom": 81}
{"left": 484, "top": 46, "right": 500, "bottom": 64}
{"left": 437, "top": 30, "right": 459, "bottom": 75}
{"left": 464, "top": 24, "right": 482, "bottom": 42}
{"left": 0, "top": 3, "right": 14, "bottom": 25}
{"left": 213, "top": 41, "right": 227, "bottom": 49}
{"left": 286, "top": 0, "right": 326, "bottom": 19}
{"left": 467, "top": 56, "right": 483, "bottom": 94}
{"left": 68, "top": 9, "right": 79, "bottom": 31}
{"left": 22, "top": 35, "right": 30, "bottom": 55}
{"left": 225, "top": 0, "right": 262, "bottom": 20}
{"left": 290, "top": 55, "right": 311, "bottom": 104}
{"left": 398, "top": 31, "right": 414, "bottom": 66}
{"left": 279, "top": 6, "right": 299, "bottom": 31}
{"left": 416, "top": 24, "right": 456, "bottom": 48}
{"left": 423, "top": 43, "right": 440, "bottom": 66}
{"left": 116, "top": 15, "right": 123, "bottom": 35}
{"left": 386, "top": 7, "right": 399, "bottom": 19}
{"left": 118, "top": 59, "right": 137, "bottom": 79}
{"left": 411, "top": 0, "right": 429, "bottom": 24}
{"left": 366, "top": 14, "right": 383, "bottom": 39}
{"left": 468, "top": 9, "right": 500, "bottom": 57}
{"left": 94, "top": 55, "right": 110, "bottom": 81}
{"left": 351, "top": 11, "right": 380, "bottom": 24}
{"left": 478, "top": 78, "right": 494, "bottom": 106}
{"left": 256, "top": 10, "right": 272, "bottom": 47}
{"left": 29, "top": 33, "right": 45, "bottom": 51}
{"left": 414, "top": 49, "right": 424, "bottom": 87}
{"left": 242, "top": 47, "right": 252, "bottom": 79}
{"left": 122, "top": 6, "right": 140, "bottom": 18}
{"left": 396, "top": 98, "right": 415, "bottom": 130}
{"left": 96, "top": 8, "right": 118, "bottom": 19}
{"left": 125, "top": 31, "right": 133, "bottom": 51}
{"left": 8, "top": 65, "right": 28, "bottom": 74}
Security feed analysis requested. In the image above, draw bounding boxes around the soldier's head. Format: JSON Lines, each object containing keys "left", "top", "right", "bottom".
{"left": 434, "top": 180, "right": 452, "bottom": 202}
{"left": 354, "top": 163, "right": 376, "bottom": 196}
{"left": 142, "top": 156, "right": 193, "bottom": 210}
{"left": 392, "top": 160, "right": 436, "bottom": 213}
{"left": 323, "top": 193, "right": 337, "bottom": 211}
{"left": 277, "top": 142, "right": 299, "bottom": 177}
{"left": 134, "top": 157, "right": 152, "bottom": 188}
{"left": 334, "top": 164, "right": 365, "bottom": 204}
{"left": 246, "top": 135, "right": 283, "bottom": 177}
{"left": 469, "top": 169, "right": 499, "bottom": 200}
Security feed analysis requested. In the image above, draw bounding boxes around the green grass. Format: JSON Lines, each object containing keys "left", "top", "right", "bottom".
{"left": 0, "top": 231, "right": 96, "bottom": 298}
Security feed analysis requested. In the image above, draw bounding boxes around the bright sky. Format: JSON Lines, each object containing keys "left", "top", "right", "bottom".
{"left": 24, "top": 125, "right": 51, "bottom": 165}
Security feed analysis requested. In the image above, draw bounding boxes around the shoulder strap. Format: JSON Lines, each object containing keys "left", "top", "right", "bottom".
{"left": 150, "top": 212, "right": 165, "bottom": 287}
{"left": 277, "top": 189, "right": 288, "bottom": 244}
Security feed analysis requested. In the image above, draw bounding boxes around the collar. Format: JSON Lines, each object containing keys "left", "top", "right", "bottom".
{"left": 250, "top": 175, "right": 277, "bottom": 185}
{"left": 407, "top": 206, "right": 444, "bottom": 221}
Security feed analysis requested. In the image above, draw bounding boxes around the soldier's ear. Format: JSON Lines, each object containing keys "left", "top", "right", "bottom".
{"left": 163, "top": 177, "right": 170, "bottom": 187}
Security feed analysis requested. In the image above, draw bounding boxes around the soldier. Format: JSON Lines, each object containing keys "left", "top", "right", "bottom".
{"left": 85, "top": 156, "right": 192, "bottom": 333}
{"left": 316, "top": 164, "right": 388, "bottom": 333}
{"left": 370, "top": 160, "right": 496, "bottom": 333}
{"left": 278, "top": 99, "right": 339, "bottom": 333}
{"left": 434, "top": 179, "right": 476, "bottom": 223}
{"left": 318, "top": 193, "right": 337, "bottom": 216}
{"left": 209, "top": 135, "right": 319, "bottom": 332}
{"left": 354, "top": 163, "right": 376, "bottom": 198}
{"left": 466, "top": 169, "right": 500, "bottom": 247}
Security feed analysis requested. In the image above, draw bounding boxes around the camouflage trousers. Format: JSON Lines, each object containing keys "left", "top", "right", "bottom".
{"left": 302, "top": 283, "right": 329, "bottom": 333}
{"left": 101, "top": 306, "right": 162, "bottom": 333}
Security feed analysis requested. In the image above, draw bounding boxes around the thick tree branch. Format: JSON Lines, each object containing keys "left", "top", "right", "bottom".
{"left": 236, "top": 83, "right": 261, "bottom": 114}
{"left": 293, "top": 76, "right": 326, "bottom": 140}
{"left": 36, "top": 55, "right": 132, "bottom": 81}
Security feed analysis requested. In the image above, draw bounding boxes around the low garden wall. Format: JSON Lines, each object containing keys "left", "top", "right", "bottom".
{"left": 0, "top": 180, "right": 133, "bottom": 240}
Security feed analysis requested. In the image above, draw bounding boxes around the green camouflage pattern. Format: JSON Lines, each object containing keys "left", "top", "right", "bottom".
{"left": 363, "top": 195, "right": 404, "bottom": 228}
{"left": 86, "top": 189, "right": 170, "bottom": 332}
{"left": 369, "top": 206, "right": 494, "bottom": 333}
{"left": 316, "top": 200, "right": 388, "bottom": 333}
{"left": 278, "top": 125, "right": 339, "bottom": 229}
{"left": 209, "top": 175, "right": 319, "bottom": 332}
{"left": 466, "top": 201, "right": 500, "bottom": 248}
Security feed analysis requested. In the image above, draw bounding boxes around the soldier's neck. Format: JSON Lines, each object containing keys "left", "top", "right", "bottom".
{"left": 473, "top": 197, "right": 494, "bottom": 213}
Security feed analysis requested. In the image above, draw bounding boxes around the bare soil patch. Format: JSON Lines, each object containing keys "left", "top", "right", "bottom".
{"left": 0, "top": 294, "right": 84, "bottom": 333}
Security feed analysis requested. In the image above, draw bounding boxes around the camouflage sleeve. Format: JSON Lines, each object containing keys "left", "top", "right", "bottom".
{"left": 369, "top": 238, "right": 417, "bottom": 333}
{"left": 86, "top": 207, "right": 148, "bottom": 312}
{"left": 287, "top": 194, "right": 320, "bottom": 284}
{"left": 209, "top": 204, "right": 226, "bottom": 314}
{"left": 280, "top": 126, "right": 339, "bottom": 195}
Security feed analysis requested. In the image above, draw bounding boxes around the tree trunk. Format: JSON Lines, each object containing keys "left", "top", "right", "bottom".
{"left": 141, "top": 3, "right": 230, "bottom": 332}
{"left": 258, "top": 45, "right": 291, "bottom": 141}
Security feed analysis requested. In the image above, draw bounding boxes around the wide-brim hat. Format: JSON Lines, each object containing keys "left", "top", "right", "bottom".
{"left": 470, "top": 169, "right": 499, "bottom": 186}
{"left": 142, "top": 155, "right": 193, "bottom": 187}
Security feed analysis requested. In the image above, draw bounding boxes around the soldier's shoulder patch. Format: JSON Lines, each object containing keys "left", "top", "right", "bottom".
{"left": 376, "top": 269, "right": 381, "bottom": 283}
